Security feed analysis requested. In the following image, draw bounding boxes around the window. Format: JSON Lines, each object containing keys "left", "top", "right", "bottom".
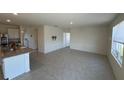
{"left": 111, "top": 21, "right": 124, "bottom": 66}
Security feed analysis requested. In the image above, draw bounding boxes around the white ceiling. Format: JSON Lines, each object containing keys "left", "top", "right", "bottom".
{"left": 0, "top": 13, "right": 118, "bottom": 28}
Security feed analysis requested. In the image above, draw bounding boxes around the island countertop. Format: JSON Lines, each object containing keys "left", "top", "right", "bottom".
{"left": 0, "top": 47, "right": 34, "bottom": 59}
{"left": 0, "top": 46, "right": 33, "bottom": 80}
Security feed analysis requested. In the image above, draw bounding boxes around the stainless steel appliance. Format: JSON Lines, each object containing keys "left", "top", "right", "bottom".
{"left": 1, "top": 34, "right": 8, "bottom": 46}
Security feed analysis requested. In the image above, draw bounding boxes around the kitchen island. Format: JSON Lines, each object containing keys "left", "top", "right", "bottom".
{"left": 0, "top": 47, "right": 33, "bottom": 80}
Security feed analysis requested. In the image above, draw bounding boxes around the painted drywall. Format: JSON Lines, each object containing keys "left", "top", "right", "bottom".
{"left": 38, "top": 26, "right": 44, "bottom": 53}
{"left": 44, "top": 25, "right": 63, "bottom": 53}
{"left": 62, "top": 28, "right": 71, "bottom": 33}
{"left": 24, "top": 26, "right": 38, "bottom": 49}
{"left": 108, "top": 14, "right": 124, "bottom": 79}
{"left": 70, "top": 26, "right": 108, "bottom": 55}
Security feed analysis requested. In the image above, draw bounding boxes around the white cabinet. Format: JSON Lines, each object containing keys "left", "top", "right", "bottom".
{"left": 2, "top": 53, "right": 30, "bottom": 80}
{"left": 8, "top": 29, "right": 19, "bottom": 39}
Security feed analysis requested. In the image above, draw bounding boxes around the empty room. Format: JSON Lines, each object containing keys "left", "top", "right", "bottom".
{"left": 0, "top": 13, "right": 124, "bottom": 80}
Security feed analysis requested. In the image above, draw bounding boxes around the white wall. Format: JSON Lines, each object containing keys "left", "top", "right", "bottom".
{"left": 70, "top": 26, "right": 108, "bottom": 55}
{"left": 108, "top": 14, "right": 124, "bottom": 79}
{"left": 38, "top": 26, "right": 44, "bottom": 53}
{"left": 44, "top": 25, "right": 63, "bottom": 53}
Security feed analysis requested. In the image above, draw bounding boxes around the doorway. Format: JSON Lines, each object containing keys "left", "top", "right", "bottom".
{"left": 63, "top": 32, "right": 70, "bottom": 48}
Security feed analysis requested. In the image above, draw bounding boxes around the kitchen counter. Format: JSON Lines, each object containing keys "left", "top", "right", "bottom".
{"left": 0, "top": 47, "right": 34, "bottom": 80}
{"left": 0, "top": 47, "right": 33, "bottom": 59}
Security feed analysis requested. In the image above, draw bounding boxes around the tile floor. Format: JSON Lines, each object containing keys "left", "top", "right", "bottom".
{"left": 14, "top": 48, "right": 115, "bottom": 80}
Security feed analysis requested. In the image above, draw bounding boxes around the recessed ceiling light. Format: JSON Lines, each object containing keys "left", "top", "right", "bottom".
{"left": 70, "top": 21, "right": 73, "bottom": 24}
{"left": 13, "top": 13, "right": 18, "bottom": 15}
{"left": 6, "top": 19, "right": 11, "bottom": 22}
